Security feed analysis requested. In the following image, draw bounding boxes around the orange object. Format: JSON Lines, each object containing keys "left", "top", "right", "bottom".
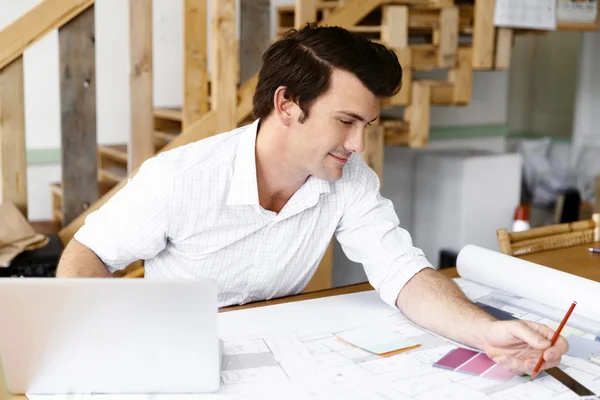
{"left": 514, "top": 204, "right": 530, "bottom": 221}
{"left": 531, "top": 301, "right": 577, "bottom": 379}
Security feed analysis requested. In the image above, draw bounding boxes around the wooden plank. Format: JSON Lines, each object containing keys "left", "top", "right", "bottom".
{"left": 361, "top": 124, "right": 385, "bottom": 182}
{"left": 184, "top": 0, "right": 209, "bottom": 129}
{"left": 494, "top": 27, "right": 513, "bottom": 70}
{"left": 0, "top": 0, "right": 95, "bottom": 71}
{"left": 411, "top": 44, "right": 438, "bottom": 70}
{"left": 58, "top": 5, "right": 98, "bottom": 226}
{"left": 211, "top": 0, "right": 238, "bottom": 133}
{"left": 449, "top": 46, "right": 473, "bottom": 104}
{"left": 236, "top": 74, "right": 259, "bottom": 123}
{"left": 303, "top": 242, "right": 333, "bottom": 293}
{"left": 426, "top": 80, "right": 454, "bottom": 104}
{"left": 410, "top": 7, "right": 472, "bottom": 31}
{"left": 0, "top": 57, "right": 27, "bottom": 217}
{"left": 381, "top": 5, "right": 408, "bottom": 48}
{"left": 129, "top": 0, "right": 154, "bottom": 173}
{"left": 321, "top": 0, "right": 383, "bottom": 28}
{"left": 154, "top": 107, "right": 183, "bottom": 121}
{"left": 384, "top": 120, "right": 410, "bottom": 146}
{"left": 438, "top": 7, "right": 459, "bottom": 67}
{"left": 405, "top": 81, "right": 430, "bottom": 147}
{"left": 472, "top": 0, "right": 495, "bottom": 69}
{"left": 395, "top": 47, "right": 412, "bottom": 105}
{"left": 294, "top": 0, "right": 317, "bottom": 28}
{"left": 240, "top": 0, "right": 270, "bottom": 84}
{"left": 58, "top": 110, "right": 219, "bottom": 245}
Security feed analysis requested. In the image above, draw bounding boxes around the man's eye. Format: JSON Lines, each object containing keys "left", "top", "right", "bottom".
{"left": 340, "top": 120, "right": 352, "bottom": 125}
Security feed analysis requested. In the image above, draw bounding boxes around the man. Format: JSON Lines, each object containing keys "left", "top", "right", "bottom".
{"left": 57, "top": 23, "right": 567, "bottom": 376}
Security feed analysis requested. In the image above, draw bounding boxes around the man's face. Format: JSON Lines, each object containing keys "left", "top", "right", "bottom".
{"left": 287, "top": 68, "right": 380, "bottom": 182}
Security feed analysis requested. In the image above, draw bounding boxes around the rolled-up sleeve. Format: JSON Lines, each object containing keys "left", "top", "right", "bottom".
{"left": 335, "top": 159, "right": 434, "bottom": 308}
{"left": 74, "top": 156, "right": 172, "bottom": 273}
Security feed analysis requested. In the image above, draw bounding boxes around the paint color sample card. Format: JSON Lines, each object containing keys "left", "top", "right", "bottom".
{"left": 333, "top": 325, "right": 420, "bottom": 355}
{"left": 434, "top": 347, "right": 515, "bottom": 382}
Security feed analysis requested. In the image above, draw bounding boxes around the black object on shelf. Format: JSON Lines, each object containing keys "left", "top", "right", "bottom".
{"left": 439, "top": 249, "right": 458, "bottom": 269}
{"left": 0, "top": 234, "right": 63, "bottom": 278}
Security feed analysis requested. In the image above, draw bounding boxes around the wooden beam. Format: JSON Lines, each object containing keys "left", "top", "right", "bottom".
{"left": 321, "top": 0, "right": 383, "bottom": 28}
{"left": 362, "top": 124, "right": 385, "bottom": 182}
{"left": 438, "top": 7, "right": 459, "bottom": 67}
{"left": 426, "top": 80, "right": 454, "bottom": 104}
{"left": 58, "top": 5, "right": 98, "bottom": 226}
{"left": 295, "top": 0, "right": 317, "bottom": 28}
{"left": 129, "top": 0, "right": 154, "bottom": 173}
{"left": 240, "top": 0, "right": 270, "bottom": 84}
{"left": 58, "top": 110, "right": 219, "bottom": 245}
{"left": 236, "top": 74, "right": 259, "bottom": 123}
{"left": 405, "top": 81, "right": 431, "bottom": 147}
{"left": 395, "top": 47, "right": 412, "bottom": 105}
{"left": 411, "top": 44, "right": 439, "bottom": 70}
{"left": 184, "top": 0, "right": 209, "bottom": 129}
{"left": 494, "top": 27, "right": 513, "bottom": 70}
{"left": 472, "top": 0, "right": 495, "bottom": 69}
{"left": 381, "top": 5, "right": 408, "bottom": 48}
{"left": 384, "top": 120, "right": 410, "bottom": 146}
{"left": 0, "top": 0, "right": 95, "bottom": 71}
{"left": 211, "top": 0, "right": 238, "bottom": 133}
{"left": 449, "top": 46, "right": 473, "bottom": 104}
{"left": 0, "top": 57, "right": 27, "bottom": 217}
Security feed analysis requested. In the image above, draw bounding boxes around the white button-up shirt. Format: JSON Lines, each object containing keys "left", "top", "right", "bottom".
{"left": 75, "top": 120, "right": 433, "bottom": 308}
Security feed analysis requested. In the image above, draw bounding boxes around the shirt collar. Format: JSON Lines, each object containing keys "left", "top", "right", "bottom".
{"left": 226, "top": 119, "right": 332, "bottom": 209}
{"left": 226, "top": 120, "right": 261, "bottom": 206}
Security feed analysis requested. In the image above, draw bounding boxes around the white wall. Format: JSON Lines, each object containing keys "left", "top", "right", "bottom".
{"left": 507, "top": 32, "right": 582, "bottom": 138}
{"left": 572, "top": 30, "right": 600, "bottom": 153}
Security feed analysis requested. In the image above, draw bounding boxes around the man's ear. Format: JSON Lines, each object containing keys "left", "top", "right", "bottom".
{"left": 273, "top": 86, "right": 296, "bottom": 127}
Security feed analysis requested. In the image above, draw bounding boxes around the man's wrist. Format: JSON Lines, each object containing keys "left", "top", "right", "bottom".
{"left": 469, "top": 312, "right": 497, "bottom": 351}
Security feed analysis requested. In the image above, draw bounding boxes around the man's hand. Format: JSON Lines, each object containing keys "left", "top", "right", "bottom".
{"left": 481, "top": 320, "right": 569, "bottom": 376}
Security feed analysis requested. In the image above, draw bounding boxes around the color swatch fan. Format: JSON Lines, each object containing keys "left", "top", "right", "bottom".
{"left": 434, "top": 347, "right": 515, "bottom": 381}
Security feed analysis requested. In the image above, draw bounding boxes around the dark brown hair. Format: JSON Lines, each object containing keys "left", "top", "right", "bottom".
{"left": 252, "top": 23, "right": 402, "bottom": 123}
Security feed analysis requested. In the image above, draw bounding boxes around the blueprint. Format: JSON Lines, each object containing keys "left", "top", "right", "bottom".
{"left": 25, "top": 278, "right": 600, "bottom": 399}
{"left": 205, "top": 278, "right": 600, "bottom": 399}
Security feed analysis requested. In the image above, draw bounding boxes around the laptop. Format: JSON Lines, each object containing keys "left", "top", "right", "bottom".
{"left": 0, "top": 278, "right": 221, "bottom": 395}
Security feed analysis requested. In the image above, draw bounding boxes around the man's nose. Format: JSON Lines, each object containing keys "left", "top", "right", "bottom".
{"left": 344, "top": 128, "right": 365, "bottom": 154}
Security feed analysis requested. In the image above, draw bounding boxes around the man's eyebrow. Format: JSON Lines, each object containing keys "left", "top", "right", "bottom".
{"left": 337, "top": 110, "right": 378, "bottom": 123}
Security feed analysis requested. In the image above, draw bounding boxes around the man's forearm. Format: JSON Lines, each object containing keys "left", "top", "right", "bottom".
{"left": 56, "top": 239, "right": 112, "bottom": 278}
{"left": 396, "top": 268, "right": 496, "bottom": 350}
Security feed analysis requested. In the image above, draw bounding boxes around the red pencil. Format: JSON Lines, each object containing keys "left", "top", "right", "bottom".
{"left": 531, "top": 301, "right": 577, "bottom": 379}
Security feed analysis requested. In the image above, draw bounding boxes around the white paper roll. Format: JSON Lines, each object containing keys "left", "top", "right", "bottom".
{"left": 456, "top": 244, "right": 600, "bottom": 324}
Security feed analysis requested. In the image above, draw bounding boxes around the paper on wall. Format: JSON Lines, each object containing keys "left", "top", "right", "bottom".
{"left": 494, "top": 0, "right": 557, "bottom": 30}
{"left": 456, "top": 244, "right": 600, "bottom": 324}
{"left": 557, "top": 0, "right": 598, "bottom": 23}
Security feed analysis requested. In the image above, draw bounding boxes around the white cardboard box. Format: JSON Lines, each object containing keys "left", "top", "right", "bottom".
{"left": 412, "top": 149, "right": 523, "bottom": 267}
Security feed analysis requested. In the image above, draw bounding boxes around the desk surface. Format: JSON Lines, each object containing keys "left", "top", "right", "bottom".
{"left": 518, "top": 241, "right": 600, "bottom": 281}
{"left": 2, "top": 245, "right": 598, "bottom": 399}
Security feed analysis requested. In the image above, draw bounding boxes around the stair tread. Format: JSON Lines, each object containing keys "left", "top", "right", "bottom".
{"left": 154, "top": 107, "right": 183, "bottom": 121}
{"left": 50, "top": 181, "right": 115, "bottom": 196}
{"left": 98, "top": 144, "right": 128, "bottom": 163}
{"left": 100, "top": 165, "right": 127, "bottom": 178}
